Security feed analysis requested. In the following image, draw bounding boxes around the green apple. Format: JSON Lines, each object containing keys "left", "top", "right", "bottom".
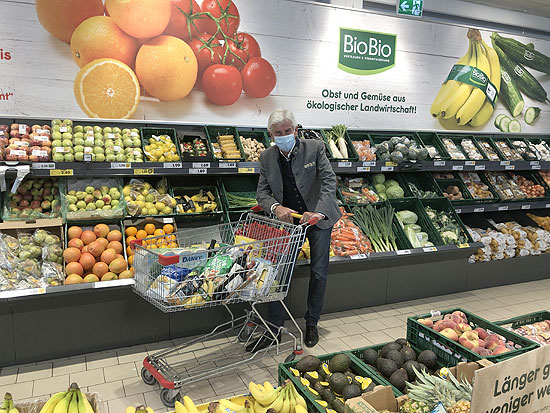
{"left": 94, "top": 132, "right": 103, "bottom": 140}
{"left": 115, "top": 153, "right": 126, "bottom": 162}
{"left": 86, "top": 203, "right": 96, "bottom": 211}
{"left": 62, "top": 139, "right": 72, "bottom": 147}
{"left": 52, "top": 125, "right": 60, "bottom": 133}
{"left": 74, "top": 152, "right": 84, "bottom": 162}
{"left": 74, "top": 145, "right": 84, "bottom": 153}
{"left": 84, "top": 126, "right": 93, "bottom": 132}
{"left": 131, "top": 128, "right": 139, "bottom": 134}
{"left": 74, "top": 138, "right": 85, "bottom": 146}
{"left": 114, "top": 138, "right": 123, "bottom": 147}
{"left": 68, "top": 204, "right": 78, "bottom": 212}
{"left": 105, "top": 154, "right": 116, "bottom": 162}
{"left": 131, "top": 137, "right": 141, "bottom": 148}
{"left": 51, "top": 131, "right": 62, "bottom": 140}
{"left": 76, "top": 200, "right": 86, "bottom": 209}
{"left": 93, "top": 146, "right": 104, "bottom": 155}
{"left": 95, "top": 199, "right": 105, "bottom": 208}
{"left": 74, "top": 126, "right": 83, "bottom": 133}
{"left": 93, "top": 126, "right": 102, "bottom": 133}
{"left": 112, "top": 127, "right": 121, "bottom": 134}
{"left": 62, "top": 132, "right": 72, "bottom": 140}
{"left": 85, "top": 186, "right": 94, "bottom": 194}
{"left": 123, "top": 137, "right": 133, "bottom": 148}
{"left": 64, "top": 153, "right": 74, "bottom": 162}
{"left": 51, "top": 140, "right": 62, "bottom": 148}
{"left": 68, "top": 190, "right": 76, "bottom": 196}
{"left": 102, "top": 205, "right": 112, "bottom": 210}
{"left": 111, "top": 199, "right": 119, "bottom": 207}
{"left": 74, "top": 132, "right": 83, "bottom": 140}
{"left": 51, "top": 119, "right": 62, "bottom": 126}
{"left": 104, "top": 140, "right": 114, "bottom": 148}
{"left": 103, "top": 126, "right": 112, "bottom": 134}
{"left": 63, "top": 119, "right": 73, "bottom": 126}
{"left": 95, "top": 153, "right": 106, "bottom": 162}
{"left": 53, "top": 153, "right": 64, "bottom": 162}
{"left": 95, "top": 138, "right": 104, "bottom": 148}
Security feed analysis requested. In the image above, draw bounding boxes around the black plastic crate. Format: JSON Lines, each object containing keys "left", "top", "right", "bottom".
{"left": 456, "top": 171, "right": 500, "bottom": 204}
{"left": 140, "top": 127, "right": 181, "bottom": 162}
{"left": 476, "top": 138, "right": 502, "bottom": 161}
{"left": 420, "top": 198, "right": 473, "bottom": 245}
{"left": 416, "top": 132, "right": 450, "bottom": 160}
{"left": 400, "top": 172, "right": 444, "bottom": 199}
{"left": 433, "top": 174, "right": 475, "bottom": 205}
{"left": 219, "top": 175, "right": 259, "bottom": 211}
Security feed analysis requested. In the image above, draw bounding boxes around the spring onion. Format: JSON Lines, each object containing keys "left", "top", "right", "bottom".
{"left": 352, "top": 205, "right": 398, "bottom": 252}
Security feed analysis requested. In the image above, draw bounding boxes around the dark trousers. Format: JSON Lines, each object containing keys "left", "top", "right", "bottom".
{"left": 266, "top": 224, "right": 333, "bottom": 328}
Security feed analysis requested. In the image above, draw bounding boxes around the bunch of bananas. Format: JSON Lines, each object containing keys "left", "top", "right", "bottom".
{"left": 0, "top": 393, "right": 18, "bottom": 413}
{"left": 38, "top": 383, "right": 94, "bottom": 413}
{"left": 249, "top": 380, "right": 307, "bottom": 413}
{"left": 431, "top": 29, "right": 501, "bottom": 127}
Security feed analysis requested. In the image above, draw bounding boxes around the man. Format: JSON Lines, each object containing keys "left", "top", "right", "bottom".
{"left": 249, "top": 108, "right": 341, "bottom": 350}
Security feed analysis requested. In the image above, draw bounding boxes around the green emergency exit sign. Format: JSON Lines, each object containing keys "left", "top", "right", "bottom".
{"left": 397, "top": 0, "right": 423, "bottom": 17}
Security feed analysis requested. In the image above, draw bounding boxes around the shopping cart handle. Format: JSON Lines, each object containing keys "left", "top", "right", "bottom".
{"left": 291, "top": 213, "right": 320, "bottom": 226}
{"left": 129, "top": 239, "right": 143, "bottom": 250}
{"left": 251, "top": 205, "right": 263, "bottom": 213}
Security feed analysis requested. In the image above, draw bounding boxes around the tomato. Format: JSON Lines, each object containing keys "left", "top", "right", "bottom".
{"left": 201, "top": 0, "right": 239, "bottom": 39}
{"left": 241, "top": 57, "right": 276, "bottom": 98}
{"left": 189, "top": 33, "right": 223, "bottom": 75}
{"left": 236, "top": 32, "right": 261, "bottom": 58}
{"left": 227, "top": 38, "right": 249, "bottom": 70}
{"left": 202, "top": 64, "right": 242, "bottom": 105}
{"left": 164, "top": 0, "right": 203, "bottom": 41}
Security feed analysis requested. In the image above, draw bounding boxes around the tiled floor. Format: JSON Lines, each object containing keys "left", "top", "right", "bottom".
{"left": 1, "top": 279, "right": 549, "bottom": 413}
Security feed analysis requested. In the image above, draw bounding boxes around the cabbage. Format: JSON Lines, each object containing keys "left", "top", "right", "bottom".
{"left": 405, "top": 226, "right": 421, "bottom": 248}
{"left": 390, "top": 151, "right": 404, "bottom": 163}
{"left": 372, "top": 174, "right": 385, "bottom": 185}
{"left": 396, "top": 210, "right": 418, "bottom": 225}
{"left": 374, "top": 183, "right": 386, "bottom": 194}
{"left": 384, "top": 179, "right": 400, "bottom": 188}
{"left": 405, "top": 224, "right": 422, "bottom": 232}
{"left": 386, "top": 186, "right": 405, "bottom": 199}
{"left": 416, "top": 232, "right": 429, "bottom": 244}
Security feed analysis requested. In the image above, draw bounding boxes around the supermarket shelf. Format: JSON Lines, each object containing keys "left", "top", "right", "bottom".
{"left": 454, "top": 200, "right": 550, "bottom": 214}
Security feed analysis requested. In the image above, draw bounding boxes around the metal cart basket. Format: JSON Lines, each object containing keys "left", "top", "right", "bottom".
{"left": 131, "top": 211, "right": 316, "bottom": 407}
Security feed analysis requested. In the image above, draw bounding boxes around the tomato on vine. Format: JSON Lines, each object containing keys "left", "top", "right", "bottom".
{"left": 236, "top": 32, "right": 261, "bottom": 58}
{"left": 226, "top": 38, "right": 249, "bottom": 70}
{"left": 241, "top": 57, "right": 276, "bottom": 98}
{"left": 190, "top": 33, "right": 223, "bottom": 78}
{"left": 202, "top": 64, "right": 242, "bottom": 105}
{"left": 164, "top": 0, "right": 204, "bottom": 41}
{"left": 201, "top": 0, "right": 240, "bottom": 39}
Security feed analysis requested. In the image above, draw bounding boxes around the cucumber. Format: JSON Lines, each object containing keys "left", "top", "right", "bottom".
{"left": 525, "top": 107, "right": 541, "bottom": 125}
{"left": 508, "top": 120, "right": 522, "bottom": 133}
{"left": 491, "top": 32, "right": 550, "bottom": 75}
{"left": 499, "top": 116, "right": 512, "bottom": 132}
{"left": 494, "top": 114, "right": 507, "bottom": 129}
{"left": 493, "top": 41, "right": 549, "bottom": 103}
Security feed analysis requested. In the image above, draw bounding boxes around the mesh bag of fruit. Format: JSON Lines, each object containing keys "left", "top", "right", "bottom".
{"left": 60, "top": 178, "right": 126, "bottom": 220}
{"left": 2, "top": 178, "right": 62, "bottom": 221}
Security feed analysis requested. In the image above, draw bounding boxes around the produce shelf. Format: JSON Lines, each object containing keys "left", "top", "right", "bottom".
{"left": 495, "top": 311, "right": 550, "bottom": 329}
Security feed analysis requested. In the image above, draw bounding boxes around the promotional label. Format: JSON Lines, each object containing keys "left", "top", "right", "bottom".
{"left": 446, "top": 64, "right": 498, "bottom": 106}
{"left": 338, "top": 28, "right": 397, "bottom": 75}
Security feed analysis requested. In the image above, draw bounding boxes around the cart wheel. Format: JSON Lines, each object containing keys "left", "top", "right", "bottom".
{"left": 284, "top": 353, "right": 296, "bottom": 362}
{"left": 160, "top": 388, "right": 179, "bottom": 408}
{"left": 238, "top": 323, "right": 255, "bottom": 342}
{"left": 141, "top": 367, "right": 157, "bottom": 385}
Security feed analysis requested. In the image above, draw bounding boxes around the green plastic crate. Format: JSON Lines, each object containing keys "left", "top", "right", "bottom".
{"left": 140, "top": 127, "right": 181, "bottom": 162}
{"left": 205, "top": 125, "right": 246, "bottom": 161}
{"left": 455, "top": 171, "right": 500, "bottom": 204}
{"left": 507, "top": 138, "right": 540, "bottom": 162}
{"left": 347, "top": 132, "right": 377, "bottom": 163}
{"left": 511, "top": 171, "right": 550, "bottom": 201}
{"left": 432, "top": 175, "right": 475, "bottom": 206}
{"left": 389, "top": 198, "right": 444, "bottom": 248}
{"left": 492, "top": 138, "right": 524, "bottom": 161}
{"left": 236, "top": 129, "right": 271, "bottom": 161}
{"left": 476, "top": 138, "right": 502, "bottom": 162}
{"left": 337, "top": 174, "right": 381, "bottom": 207}
{"left": 495, "top": 311, "right": 550, "bottom": 329}
{"left": 278, "top": 351, "right": 397, "bottom": 413}
{"left": 368, "top": 132, "right": 426, "bottom": 162}
{"left": 171, "top": 185, "right": 223, "bottom": 217}
{"left": 219, "top": 175, "right": 259, "bottom": 211}
{"left": 437, "top": 135, "right": 486, "bottom": 161}
{"left": 320, "top": 129, "right": 359, "bottom": 162}
{"left": 416, "top": 132, "right": 450, "bottom": 160}
{"left": 419, "top": 198, "right": 473, "bottom": 245}
{"left": 407, "top": 308, "right": 540, "bottom": 364}
{"left": 400, "top": 172, "right": 444, "bottom": 199}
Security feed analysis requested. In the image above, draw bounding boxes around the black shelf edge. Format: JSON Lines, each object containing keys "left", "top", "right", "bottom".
{"left": 454, "top": 200, "right": 550, "bottom": 214}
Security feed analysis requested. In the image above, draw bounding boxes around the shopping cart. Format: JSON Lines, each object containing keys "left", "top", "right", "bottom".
{"left": 131, "top": 208, "right": 318, "bottom": 407}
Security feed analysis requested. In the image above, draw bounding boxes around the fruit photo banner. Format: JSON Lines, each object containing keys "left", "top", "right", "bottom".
{"left": 1, "top": 0, "right": 550, "bottom": 133}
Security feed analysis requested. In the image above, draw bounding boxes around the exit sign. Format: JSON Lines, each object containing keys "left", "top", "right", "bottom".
{"left": 397, "top": 0, "right": 423, "bottom": 17}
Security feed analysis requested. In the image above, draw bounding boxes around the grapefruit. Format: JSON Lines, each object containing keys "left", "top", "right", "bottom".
{"left": 79, "top": 252, "right": 96, "bottom": 271}
{"left": 71, "top": 16, "right": 139, "bottom": 68}
{"left": 65, "top": 274, "right": 84, "bottom": 285}
{"left": 92, "top": 261, "right": 109, "bottom": 278}
{"left": 163, "top": 224, "right": 174, "bottom": 234}
{"left": 88, "top": 241, "right": 105, "bottom": 258}
{"left": 136, "top": 230, "right": 147, "bottom": 240}
{"left": 81, "top": 230, "right": 97, "bottom": 245}
{"left": 101, "top": 272, "right": 118, "bottom": 281}
{"left": 96, "top": 237, "right": 109, "bottom": 249}
{"left": 107, "top": 230, "right": 123, "bottom": 242}
{"left": 65, "top": 261, "right": 84, "bottom": 276}
{"left": 107, "top": 241, "right": 123, "bottom": 254}
{"left": 125, "top": 226, "right": 137, "bottom": 237}
{"left": 63, "top": 247, "right": 81, "bottom": 263}
{"left": 67, "top": 238, "right": 84, "bottom": 250}
{"left": 93, "top": 223, "right": 110, "bottom": 239}
{"left": 105, "top": 0, "right": 171, "bottom": 39}
{"left": 67, "top": 226, "right": 83, "bottom": 239}
{"left": 109, "top": 257, "right": 128, "bottom": 274}
{"left": 36, "top": 0, "right": 104, "bottom": 43}
{"left": 144, "top": 223, "right": 156, "bottom": 235}
{"left": 101, "top": 248, "right": 117, "bottom": 264}
{"left": 83, "top": 274, "right": 100, "bottom": 283}
{"left": 118, "top": 269, "right": 134, "bottom": 279}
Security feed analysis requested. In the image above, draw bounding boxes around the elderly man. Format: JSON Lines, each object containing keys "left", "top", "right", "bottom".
{"left": 248, "top": 109, "right": 341, "bottom": 350}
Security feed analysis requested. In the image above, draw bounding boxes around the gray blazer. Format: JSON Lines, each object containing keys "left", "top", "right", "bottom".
{"left": 256, "top": 138, "right": 342, "bottom": 229}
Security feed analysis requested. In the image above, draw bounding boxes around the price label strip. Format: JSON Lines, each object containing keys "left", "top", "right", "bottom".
{"left": 50, "top": 169, "right": 73, "bottom": 176}
{"left": 189, "top": 168, "right": 207, "bottom": 174}
{"left": 238, "top": 167, "right": 255, "bottom": 174}
{"left": 219, "top": 162, "right": 236, "bottom": 169}
{"left": 134, "top": 168, "right": 154, "bottom": 175}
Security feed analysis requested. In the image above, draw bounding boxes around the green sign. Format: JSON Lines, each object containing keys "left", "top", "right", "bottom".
{"left": 397, "top": 0, "right": 423, "bottom": 17}
{"left": 446, "top": 64, "right": 498, "bottom": 107}
{"left": 338, "top": 28, "right": 397, "bottom": 76}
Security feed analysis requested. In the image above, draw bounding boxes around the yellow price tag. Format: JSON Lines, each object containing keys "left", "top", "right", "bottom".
{"left": 49, "top": 169, "right": 73, "bottom": 176}
{"left": 134, "top": 168, "right": 154, "bottom": 175}
{"left": 385, "top": 161, "right": 397, "bottom": 167}
{"left": 458, "top": 243, "right": 470, "bottom": 248}
{"left": 238, "top": 167, "right": 255, "bottom": 174}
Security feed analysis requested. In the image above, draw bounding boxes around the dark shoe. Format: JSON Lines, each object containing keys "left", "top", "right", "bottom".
{"left": 305, "top": 325, "right": 319, "bottom": 348}
{"left": 245, "top": 331, "right": 280, "bottom": 352}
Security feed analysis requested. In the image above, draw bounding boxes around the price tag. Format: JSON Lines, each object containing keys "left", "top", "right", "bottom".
{"left": 162, "top": 217, "right": 174, "bottom": 223}
{"left": 219, "top": 162, "right": 236, "bottom": 169}
{"left": 111, "top": 162, "right": 131, "bottom": 169}
{"left": 107, "top": 133, "right": 115, "bottom": 139}
{"left": 134, "top": 168, "right": 154, "bottom": 175}
{"left": 500, "top": 160, "right": 511, "bottom": 166}
{"left": 475, "top": 165, "right": 486, "bottom": 171}
{"left": 505, "top": 165, "right": 515, "bottom": 170}
{"left": 86, "top": 136, "right": 94, "bottom": 144}
{"left": 113, "top": 145, "right": 121, "bottom": 152}
{"left": 189, "top": 168, "right": 207, "bottom": 174}
{"left": 36, "top": 129, "right": 50, "bottom": 135}
{"left": 87, "top": 130, "right": 94, "bottom": 136}
{"left": 434, "top": 161, "right": 446, "bottom": 167}
{"left": 458, "top": 243, "right": 470, "bottom": 248}
{"left": 498, "top": 206, "right": 509, "bottom": 211}
{"left": 385, "top": 161, "right": 397, "bottom": 167}
{"left": 465, "top": 161, "right": 475, "bottom": 166}
{"left": 238, "top": 167, "right": 255, "bottom": 174}
{"left": 59, "top": 126, "right": 67, "bottom": 133}
{"left": 455, "top": 208, "right": 462, "bottom": 214}
{"left": 55, "top": 147, "right": 68, "bottom": 153}
{"left": 356, "top": 166, "right": 370, "bottom": 172}
{"left": 350, "top": 253, "right": 367, "bottom": 260}
{"left": 530, "top": 161, "right": 540, "bottom": 166}
{"left": 363, "top": 161, "right": 376, "bottom": 167}
{"left": 381, "top": 166, "right": 394, "bottom": 172}
{"left": 423, "top": 247, "right": 437, "bottom": 253}
{"left": 35, "top": 136, "right": 50, "bottom": 142}
{"left": 452, "top": 165, "right": 464, "bottom": 171}
{"left": 338, "top": 162, "right": 352, "bottom": 168}
{"left": 83, "top": 154, "right": 92, "bottom": 162}
{"left": 50, "top": 169, "right": 73, "bottom": 176}
{"left": 396, "top": 249, "right": 412, "bottom": 255}
{"left": 33, "top": 162, "right": 55, "bottom": 169}
{"left": 18, "top": 124, "right": 28, "bottom": 134}
{"left": 532, "top": 165, "right": 541, "bottom": 170}
{"left": 14, "top": 140, "right": 29, "bottom": 147}
{"left": 546, "top": 203, "right": 550, "bottom": 208}
{"left": 192, "top": 162, "right": 210, "bottom": 169}
{"left": 130, "top": 132, "right": 139, "bottom": 137}
{"left": 10, "top": 149, "right": 26, "bottom": 156}
{"left": 521, "top": 204, "right": 531, "bottom": 210}
{"left": 165, "top": 162, "right": 183, "bottom": 169}
{"left": 474, "top": 207, "right": 485, "bottom": 213}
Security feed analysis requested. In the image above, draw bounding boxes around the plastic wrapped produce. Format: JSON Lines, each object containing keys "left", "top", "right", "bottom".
{"left": 478, "top": 140, "right": 500, "bottom": 161}
{"left": 459, "top": 172, "right": 494, "bottom": 199}
{"left": 441, "top": 138, "right": 466, "bottom": 160}
{"left": 494, "top": 140, "right": 523, "bottom": 161}
{"left": 460, "top": 139, "right": 484, "bottom": 160}
{"left": 485, "top": 172, "right": 526, "bottom": 200}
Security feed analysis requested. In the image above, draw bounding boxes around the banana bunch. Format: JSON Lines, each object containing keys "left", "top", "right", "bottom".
{"left": 39, "top": 383, "right": 94, "bottom": 413}
{"left": 126, "top": 406, "right": 154, "bottom": 413}
{"left": 249, "top": 380, "right": 307, "bottom": 413}
{"left": 0, "top": 393, "right": 19, "bottom": 413}
{"left": 431, "top": 28, "right": 501, "bottom": 127}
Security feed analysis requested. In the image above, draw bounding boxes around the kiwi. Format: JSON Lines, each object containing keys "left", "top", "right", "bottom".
{"left": 379, "top": 342, "right": 401, "bottom": 358}
{"left": 385, "top": 350, "right": 405, "bottom": 368}
{"left": 362, "top": 348, "right": 379, "bottom": 366}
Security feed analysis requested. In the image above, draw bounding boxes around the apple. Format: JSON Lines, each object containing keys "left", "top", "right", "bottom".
{"left": 472, "top": 347, "right": 491, "bottom": 356}
{"left": 492, "top": 345, "right": 510, "bottom": 355}
{"left": 440, "top": 328, "right": 459, "bottom": 341}
{"left": 41, "top": 200, "right": 51, "bottom": 209}
{"left": 452, "top": 310, "right": 467, "bottom": 322}
{"left": 64, "top": 153, "right": 74, "bottom": 162}
{"left": 475, "top": 327, "right": 489, "bottom": 340}
{"left": 418, "top": 318, "right": 434, "bottom": 328}
{"left": 95, "top": 153, "right": 106, "bottom": 162}
{"left": 76, "top": 200, "right": 86, "bottom": 209}
{"left": 74, "top": 125, "right": 84, "bottom": 133}
{"left": 105, "top": 154, "right": 116, "bottom": 162}
{"left": 93, "top": 126, "right": 102, "bottom": 134}
{"left": 478, "top": 339, "right": 485, "bottom": 348}
{"left": 74, "top": 132, "right": 83, "bottom": 140}
{"left": 459, "top": 331, "right": 479, "bottom": 349}
{"left": 485, "top": 335, "right": 503, "bottom": 351}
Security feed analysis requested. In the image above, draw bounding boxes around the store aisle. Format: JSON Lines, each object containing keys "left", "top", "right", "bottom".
{"left": 1, "top": 279, "right": 549, "bottom": 413}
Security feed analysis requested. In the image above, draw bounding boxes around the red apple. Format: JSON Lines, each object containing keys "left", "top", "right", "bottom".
{"left": 440, "top": 328, "right": 459, "bottom": 341}
{"left": 459, "top": 331, "right": 479, "bottom": 349}
{"left": 492, "top": 345, "right": 510, "bottom": 355}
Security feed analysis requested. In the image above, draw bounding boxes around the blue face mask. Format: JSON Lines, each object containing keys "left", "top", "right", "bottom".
{"left": 274, "top": 134, "right": 295, "bottom": 152}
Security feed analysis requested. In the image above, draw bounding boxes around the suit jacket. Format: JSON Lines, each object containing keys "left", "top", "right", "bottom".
{"left": 256, "top": 138, "right": 342, "bottom": 229}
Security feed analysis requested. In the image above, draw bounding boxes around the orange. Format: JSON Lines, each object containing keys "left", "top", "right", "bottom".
{"left": 128, "top": 255, "right": 134, "bottom": 266}
{"left": 144, "top": 223, "right": 156, "bottom": 235}
{"left": 163, "top": 224, "right": 174, "bottom": 234}
{"left": 125, "top": 226, "right": 138, "bottom": 237}
{"left": 36, "top": 0, "right": 104, "bottom": 44}
{"left": 71, "top": 16, "right": 139, "bottom": 69}
{"left": 126, "top": 235, "right": 136, "bottom": 244}
{"left": 154, "top": 229, "right": 165, "bottom": 236}
{"left": 126, "top": 246, "right": 133, "bottom": 256}
{"left": 135, "top": 35, "right": 197, "bottom": 101}
{"left": 136, "top": 229, "right": 148, "bottom": 239}
{"left": 74, "top": 58, "right": 140, "bottom": 119}
{"left": 105, "top": 0, "right": 171, "bottom": 39}
{"left": 168, "top": 242, "right": 177, "bottom": 248}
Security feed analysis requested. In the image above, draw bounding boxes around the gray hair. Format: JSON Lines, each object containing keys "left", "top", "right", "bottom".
{"left": 267, "top": 109, "right": 297, "bottom": 132}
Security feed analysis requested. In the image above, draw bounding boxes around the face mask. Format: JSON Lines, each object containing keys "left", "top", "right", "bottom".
{"left": 274, "top": 134, "right": 295, "bottom": 152}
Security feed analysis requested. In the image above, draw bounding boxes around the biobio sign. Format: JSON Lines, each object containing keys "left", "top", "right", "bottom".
{"left": 338, "top": 28, "right": 397, "bottom": 75}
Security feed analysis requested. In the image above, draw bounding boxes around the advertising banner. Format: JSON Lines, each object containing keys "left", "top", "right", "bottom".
{"left": 1, "top": 0, "right": 550, "bottom": 133}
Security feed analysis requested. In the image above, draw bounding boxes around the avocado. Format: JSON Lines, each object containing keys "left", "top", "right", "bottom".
{"left": 363, "top": 380, "right": 376, "bottom": 393}
{"left": 304, "top": 371, "right": 320, "bottom": 385}
{"left": 379, "top": 342, "right": 401, "bottom": 358}
{"left": 402, "top": 360, "right": 421, "bottom": 381}
{"left": 305, "top": 386, "right": 322, "bottom": 400}
{"left": 388, "top": 368, "right": 408, "bottom": 392}
{"left": 376, "top": 358, "right": 398, "bottom": 379}
{"left": 296, "top": 355, "right": 322, "bottom": 373}
{"left": 341, "top": 384, "right": 361, "bottom": 400}
{"left": 322, "top": 388, "right": 337, "bottom": 404}
{"left": 331, "top": 399, "right": 345, "bottom": 413}
{"left": 289, "top": 367, "right": 301, "bottom": 377}
{"left": 417, "top": 350, "right": 438, "bottom": 370}
{"left": 395, "top": 338, "right": 408, "bottom": 347}
{"left": 400, "top": 346, "right": 417, "bottom": 362}
{"left": 328, "top": 372, "right": 348, "bottom": 394}
{"left": 362, "top": 348, "right": 379, "bottom": 366}
{"left": 328, "top": 354, "right": 351, "bottom": 373}
{"left": 417, "top": 363, "right": 428, "bottom": 373}
{"left": 385, "top": 350, "right": 405, "bottom": 368}
{"left": 367, "top": 364, "right": 381, "bottom": 374}
{"left": 313, "top": 381, "right": 326, "bottom": 395}
{"left": 318, "top": 362, "right": 331, "bottom": 380}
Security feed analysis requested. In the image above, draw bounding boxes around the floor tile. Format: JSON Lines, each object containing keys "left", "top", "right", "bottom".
{"left": 317, "top": 338, "right": 348, "bottom": 353}
{"left": 0, "top": 381, "right": 33, "bottom": 400}
{"left": 358, "top": 319, "right": 387, "bottom": 332}
{"left": 53, "top": 357, "right": 86, "bottom": 376}
{"left": 343, "top": 334, "right": 373, "bottom": 350}
{"left": 0, "top": 368, "right": 18, "bottom": 386}
{"left": 104, "top": 362, "right": 139, "bottom": 382}
{"left": 123, "top": 376, "right": 159, "bottom": 397}
{"left": 107, "top": 394, "right": 145, "bottom": 413}
{"left": 145, "top": 341, "right": 175, "bottom": 353}
{"left": 88, "top": 380, "right": 126, "bottom": 401}
{"left": 144, "top": 390, "right": 167, "bottom": 411}
{"left": 337, "top": 323, "right": 366, "bottom": 336}
{"left": 33, "top": 374, "right": 69, "bottom": 397}
{"left": 118, "top": 347, "right": 149, "bottom": 365}
{"left": 17, "top": 363, "right": 52, "bottom": 383}
{"left": 179, "top": 379, "right": 216, "bottom": 400}
{"left": 382, "top": 327, "right": 407, "bottom": 341}
{"left": 86, "top": 351, "right": 119, "bottom": 370}
{"left": 209, "top": 373, "right": 245, "bottom": 395}
{"left": 70, "top": 368, "right": 105, "bottom": 388}
{"left": 361, "top": 330, "right": 393, "bottom": 345}
{"left": 238, "top": 368, "right": 274, "bottom": 385}
{"left": 318, "top": 325, "right": 345, "bottom": 340}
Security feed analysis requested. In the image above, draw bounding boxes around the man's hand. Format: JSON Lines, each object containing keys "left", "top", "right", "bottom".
{"left": 274, "top": 205, "right": 297, "bottom": 223}
{"left": 300, "top": 212, "right": 324, "bottom": 225}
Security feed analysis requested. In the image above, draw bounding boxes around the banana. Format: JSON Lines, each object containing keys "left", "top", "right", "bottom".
{"left": 40, "top": 392, "right": 68, "bottom": 413}
{"left": 456, "top": 40, "right": 492, "bottom": 125}
{"left": 219, "top": 399, "right": 244, "bottom": 413}
{"left": 184, "top": 396, "right": 199, "bottom": 413}
{"left": 76, "top": 391, "right": 94, "bottom": 413}
{"left": 175, "top": 401, "right": 189, "bottom": 413}
{"left": 288, "top": 383, "right": 306, "bottom": 409}
{"left": 248, "top": 382, "right": 277, "bottom": 406}
{"left": 262, "top": 382, "right": 275, "bottom": 394}
{"left": 252, "top": 401, "right": 269, "bottom": 413}
{"left": 126, "top": 406, "right": 153, "bottom": 413}
{"left": 295, "top": 406, "right": 307, "bottom": 413}
{"left": 266, "top": 387, "right": 285, "bottom": 412}
{"left": 68, "top": 393, "right": 79, "bottom": 413}
{"left": 0, "top": 394, "right": 11, "bottom": 413}
{"left": 470, "top": 37, "right": 502, "bottom": 127}
{"left": 286, "top": 388, "right": 296, "bottom": 413}
{"left": 431, "top": 40, "right": 473, "bottom": 117}
{"left": 238, "top": 401, "right": 253, "bottom": 413}
{"left": 53, "top": 392, "right": 73, "bottom": 413}
{"left": 278, "top": 389, "right": 290, "bottom": 413}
